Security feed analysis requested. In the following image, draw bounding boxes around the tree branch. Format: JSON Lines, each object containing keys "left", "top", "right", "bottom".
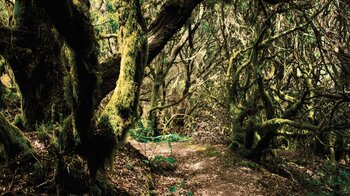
{"left": 261, "top": 118, "right": 319, "bottom": 131}
{"left": 0, "top": 26, "right": 31, "bottom": 57}
{"left": 99, "top": 0, "right": 203, "bottom": 100}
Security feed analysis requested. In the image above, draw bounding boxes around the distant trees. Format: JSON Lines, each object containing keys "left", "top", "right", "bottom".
{"left": 222, "top": 0, "right": 350, "bottom": 163}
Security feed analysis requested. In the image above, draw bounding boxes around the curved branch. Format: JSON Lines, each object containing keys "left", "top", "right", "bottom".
{"left": 99, "top": 0, "right": 203, "bottom": 100}
{"left": 147, "top": 0, "right": 203, "bottom": 63}
{"left": 261, "top": 118, "right": 319, "bottom": 131}
{"left": 149, "top": 92, "right": 192, "bottom": 113}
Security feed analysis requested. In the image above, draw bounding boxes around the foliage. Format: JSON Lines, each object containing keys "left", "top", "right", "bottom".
{"left": 237, "top": 160, "right": 259, "bottom": 169}
{"left": 129, "top": 120, "right": 190, "bottom": 143}
{"left": 12, "top": 114, "right": 25, "bottom": 130}
{"left": 35, "top": 123, "right": 53, "bottom": 141}
{"left": 307, "top": 162, "right": 350, "bottom": 195}
{"left": 151, "top": 155, "right": 177, "bottom": 171}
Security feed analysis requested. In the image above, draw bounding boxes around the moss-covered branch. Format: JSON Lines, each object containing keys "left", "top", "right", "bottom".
{"left": 99, "top": 0, "right": 203, "bottom": 101}
{"left": 260, "top": 118, "right": 319, "bottom": 131}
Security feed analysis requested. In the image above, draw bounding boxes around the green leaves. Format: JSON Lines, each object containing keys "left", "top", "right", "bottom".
{"left": 151, "top": 155, "right": 177, "bottom": 172}
{"left": 153, "top": 155, "right": 176, "bottom": 166}
{"left": 129, "top": 120, "right": 190, "bottom": 143}
{"left": 169, "top": 185, "right": 176, "bottom": 193}
{"left": 105, "top": 1, "right": 115, "bottom": 12}
{"left": 152, "top": 134, "right": 190, "bottom": 143}
{"left": 108, "top": 19, "right": 119, "bottom": 32}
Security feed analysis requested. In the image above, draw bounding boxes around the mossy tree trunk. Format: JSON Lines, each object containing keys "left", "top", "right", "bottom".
{"left": 98, "top": 0, "right": 147, "bottom": 143}
{"left": 92, "top": 0, "right": 147, "bottom": 177}
{"left": 0, "top": 112, "right": 34, "bottom": 162}
{"left": 0, "top": 81, "right": 6, "bottom": 109}
{"left": 0, "top": 0, "right": 69, "bottom": 128}
{"left": 33, "top": 0, "right": 107, "bottom": 177}
{"left": 227, "top": 50, "right": 253, "bottom": 150}
{"left": 250, "top": 46, "right": 277, "bottom": 161}
{"left": 148, "top": 69, "right": 162, "bottom": 136}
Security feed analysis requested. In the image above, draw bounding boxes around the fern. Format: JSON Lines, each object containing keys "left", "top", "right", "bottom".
{"left": 129, "top": 120, "right": 190, "bottom": 143}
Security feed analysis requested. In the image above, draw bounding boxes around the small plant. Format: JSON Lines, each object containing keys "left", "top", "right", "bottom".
{"left": 151, "top": 155, "right": 177, "bottom": 172}
{"left": 129, "top": 120, "right": 190, "bottom": 143}
{"left": 237, "top": 160, "right": 259, "bottom": 169}
{"left": 308, "top": 161, "right": 350, "bottom": 195}
{"left": 35, "top": 123, "right": 53, "bottom": 142}
{"left": 129, "top": 120, "right": 154, "bottom": 143}
{"left": 332, "top": 169, "right": 350, "bottom": 195}
{"left": 169, "top": 185, "right": 176, "bottom": 194}
{"left": 167, "top": 179, "right": 192, "bottom": 195}
{"left": 129, "top": 120, "right": 190, "bottom": 157}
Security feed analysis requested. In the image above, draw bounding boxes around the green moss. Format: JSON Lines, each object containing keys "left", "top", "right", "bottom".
{"left": 98, "top": 0, "right": 147, "bottom": 144}
{"left": 12, "top": 114, "right": 25, "bottom": 130}
{"left": 0, "top": 112, "right": 34, "bottom": 161}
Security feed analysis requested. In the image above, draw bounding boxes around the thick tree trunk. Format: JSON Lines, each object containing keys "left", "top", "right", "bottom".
{"left": 98, "top": 0, "right": 148, "bottom": 146}
{"left": 1, "top": 0, "right": 69, "bottom": 127}
{"left": 147, "top": 0, "right": 203, "bottom": 64}
{"left": 0, "top": 81, "right": 6, "bottom": 108}
{"left": 88, "top": 0, "right": 148, "bottom": 178}
{"left": 33, "top": 0, "right": 102, "bottom": 159}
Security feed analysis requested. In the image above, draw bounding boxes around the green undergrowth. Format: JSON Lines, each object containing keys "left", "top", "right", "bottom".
{"left": 307, "top": 161, "right": 350, "bottom": 195}
{"left": 237, "top": 160, "right": 259, "bottom": 169}
{"left": 129, "top": 120, "right": 189, "bottom": 173}
{"left": 129, "top": 120, "right": 190, "bottom": 143}
{"left": 150, "top": 155, "right": 177, "bottom": 172}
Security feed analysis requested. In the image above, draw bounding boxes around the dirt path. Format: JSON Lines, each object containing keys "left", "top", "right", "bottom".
{"left": 130, "top": 140, "right": 306, "bottom": 196}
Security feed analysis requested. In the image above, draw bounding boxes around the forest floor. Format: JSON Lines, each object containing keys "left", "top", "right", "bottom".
{"left": 0, "top": 133, "right": 349, "bottom": 195}
{"left": 131, "top": 140, "right": 306, "bottom": 196}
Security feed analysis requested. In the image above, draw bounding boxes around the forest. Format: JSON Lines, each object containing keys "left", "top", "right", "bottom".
{"left": 0, "top": 0, "right": 350, "bottom": 195}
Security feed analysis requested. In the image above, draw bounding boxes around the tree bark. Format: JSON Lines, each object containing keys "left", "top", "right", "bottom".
{"left": 33, "top": 0, "right": 101, "bottom": 159}
{"left": 0, "top": 0, "right": 69, "bottom": 127}
{"left": 99, "top": 0, "right": 204, "bottom": 101}
{"left": 148, "top": 71, "right": 162, "bottom": 135}
{"left": 96, "top": 0, "right": 148, "bottom": 175}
